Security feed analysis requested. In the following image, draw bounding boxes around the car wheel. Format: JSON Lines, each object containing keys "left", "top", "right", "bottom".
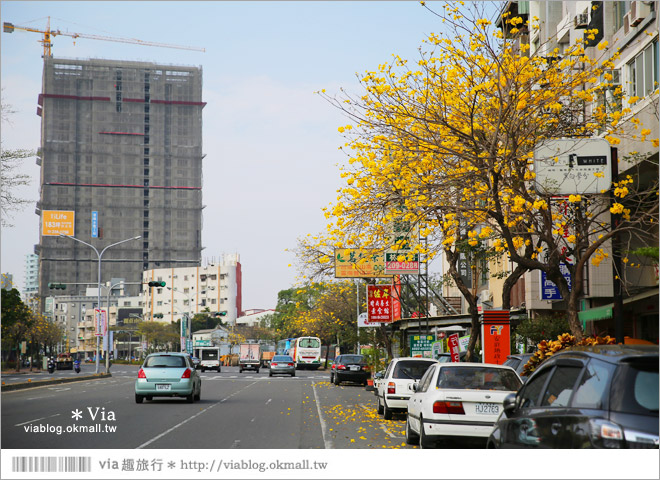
{"left": 135, "top": 394, "right": 144, "bottom": 404}
{"left": 419, "top": 416, "right": 434, "bottom": 448}
{"left": 405, "top": 415, "right": 420, "bottom": 445}
{"left": 239, "top": 368, "right": 243, "bottom": 373}
{"left": 269, "top": 371, "right": 273, "bottom": 377}
{"left": 201, "top": 368, "right": 205, "bottom": 373}
{"left": 329, "top": 373, "right": 334, "bottom": 384}
{"left": 194, "top": 385, "right": 201, "bottom": 401}
{"left": 186, "top": 392, "right": 194, "bottom": 403}
{"left": 291, "top": 372, "right": 295, "bottom": 377}
{"left": 377, "top": 395, "right": 384, "bottom": 415}
{"left": 383, "top": 399, "right": 393, "bottom": 420}
{"left": 334, "top": 375, "right": 340, "bottom": 386}
{"left": 217, "top": 367, "right": 221, "bottom": 373}
{"left": 256, "top": 368, "right": 259, "bottom": 374}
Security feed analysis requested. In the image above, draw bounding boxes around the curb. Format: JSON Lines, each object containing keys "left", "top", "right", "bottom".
{"left": 1, "top": 373, "right": 112, "bottom": 392}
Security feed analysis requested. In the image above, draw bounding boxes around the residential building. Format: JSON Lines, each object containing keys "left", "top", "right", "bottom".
{"left": 1, "top": 273, "right": 14, "bottom": 290}
{"left": 23, "top": 253, "right": 40, "bottom": 310}
{"left": 142, "top": 254, "right": 242, "bottom": 326}
{"left": 35, "top": 57, "right": 205, "bottom": 310}
{"left": 236, "top": 309, "right": 276, "bottom": 328}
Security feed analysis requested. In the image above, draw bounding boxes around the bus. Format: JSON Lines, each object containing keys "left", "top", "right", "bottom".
{"left": 276, "top": 336, "right": 322, "bottom": 370}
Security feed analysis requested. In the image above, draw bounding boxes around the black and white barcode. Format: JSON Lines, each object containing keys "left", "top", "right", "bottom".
{"left": 12, "top": 456, "right": 91, "bottom": 473}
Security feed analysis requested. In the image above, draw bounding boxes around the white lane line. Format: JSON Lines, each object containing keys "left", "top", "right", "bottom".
{"left": 15, "top": 413, "right": 60, "bottom": 427}
{"left": 312, "top": 382, "right": 333, "bottom": 450}
{"left": 26, "top": 395, "right": 55, "bottom": 401}
{"left": 136, "top": 380, "right": 260, "bottom": 449}
{"left": 230, "top": 439, "right": 241, "bottom": 449}
{"left": 265, "top": 398, "right": 272, "bottom": 405}
{"left": 380, "top": 424, "right": 396, "bottom": 438}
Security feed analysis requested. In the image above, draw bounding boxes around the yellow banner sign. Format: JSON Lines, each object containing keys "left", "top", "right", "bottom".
{"left": 42, "top": 210, "right": 75, "bottom": 236}
{"left": 334, "top": 249, "right": 392, "bottom": 278}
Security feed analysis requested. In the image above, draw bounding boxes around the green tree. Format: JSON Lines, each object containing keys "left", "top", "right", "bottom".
{"left": 1, "top": 288, "right": 34, "bottom": 371}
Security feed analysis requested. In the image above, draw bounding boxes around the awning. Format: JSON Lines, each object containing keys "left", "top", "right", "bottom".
{"left": 579, "top": 287, "right": 659, "bottom": 325}
{"left": 579, "top": 304, "right": 613, "bottom": 323}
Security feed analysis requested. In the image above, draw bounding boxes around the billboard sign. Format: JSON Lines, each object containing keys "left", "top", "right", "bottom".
{"left": 42, "top": 210, "right": 75, "bottom": 236}
{"left": 534, "top": 138, "right": 611, "bottom": 195}
{"left": 481, "top": 310, "right": 511, "bottom": 365}
{"left": 91, "top": 211, "right": 98, "bottom": 238}
{"left": 448, "top": 333, "right": 460, "bottom": 362}
{"left": 384, "top": 213, "right": 420, "bottom": 275}
{"left": 410, "top": 334, "right": 435, "bottom": 358}
{"left": 540, "top": 263, "right": 573, "bottom": 300}
{"left": 334, "top": 249, "right": 391, "bottom": 278}
{"left": 94, "top": 308, "right": 107, "bottom": 337}
{"left": 367, "top": 285, "right": 393, "bottom": 323}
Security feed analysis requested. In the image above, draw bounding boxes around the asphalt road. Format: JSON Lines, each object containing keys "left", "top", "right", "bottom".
{"left": 1, "top": 366, "right": 414, "bottom": 449}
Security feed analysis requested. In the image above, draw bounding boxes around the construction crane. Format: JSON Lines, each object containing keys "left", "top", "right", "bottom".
{"left": 3, "top": 17, "right": 205, "bottom": 57}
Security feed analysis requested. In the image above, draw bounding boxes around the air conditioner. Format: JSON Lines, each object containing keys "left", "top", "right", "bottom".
{"left": 574, "top": 12, "right": 589, "bottom": 28}
{"left": 623, "top": 12, "right": 631, "bottom": 35}
{"left": 630, "top": 1, "right": 651, "bottom": 26}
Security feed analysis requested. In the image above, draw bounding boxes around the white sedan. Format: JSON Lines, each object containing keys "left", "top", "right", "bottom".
{"left": 405, "top": 363, "right": 522, "bottom": 448}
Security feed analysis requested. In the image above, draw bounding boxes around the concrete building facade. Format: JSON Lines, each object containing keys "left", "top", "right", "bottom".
{"left": 35, "top": 57, "right": 205, "bottom": 305}
{"left": 142, "top": 254, "right": 243, "bottom": 326}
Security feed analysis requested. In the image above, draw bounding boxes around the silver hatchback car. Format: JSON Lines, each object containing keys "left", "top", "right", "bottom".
{"left": 135, "top": 352, "right": 201, "bottom": 403}
{"left": 269, "top": 355, "right": 296, "bottom": 377}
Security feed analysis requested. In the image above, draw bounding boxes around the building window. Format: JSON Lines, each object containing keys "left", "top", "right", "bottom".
{"left": 628, "top": 40, "right": 659, "bottom": 100}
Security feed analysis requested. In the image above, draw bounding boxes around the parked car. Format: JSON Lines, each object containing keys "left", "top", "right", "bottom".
{"left": 376, "top": 357, "right": 438, "bottom": 420}
{"left": 487, "top": 345, "right": 659, "bottom": 449}
{"left": 405, "top": 362, "right": 522, "bottom": 448}
{"left": 503, "top": 353, "right": 534, "bottom": 381}
{"left": 269, "top": 355, "right": 296, "bottom": 377}
{"left": 135, "top": 352, "right": 201, "bottom": 404}
{"left": 330, "top": 354, "right": 369, "bottom": 386}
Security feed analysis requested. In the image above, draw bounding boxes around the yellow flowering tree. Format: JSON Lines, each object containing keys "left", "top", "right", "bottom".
{"left": 312, "top": 2, "right": 658, "bottom": 343}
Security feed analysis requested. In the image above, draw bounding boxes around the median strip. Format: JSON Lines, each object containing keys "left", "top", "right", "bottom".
{"left": 1, "top": 373, "right": 112, "bottom": 392}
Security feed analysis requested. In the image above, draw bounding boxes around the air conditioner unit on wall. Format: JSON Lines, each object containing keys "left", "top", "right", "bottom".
{"left": 630, "top": 1, "right": 651, "bottom": 26}
{"left": 624, "top": 12, "right": 632, "bottom": 35}
{"left": 574, "top": 11, "right": 589, "bottom": 28}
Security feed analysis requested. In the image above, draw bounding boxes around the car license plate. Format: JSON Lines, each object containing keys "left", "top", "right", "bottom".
{"left": 475, "top": 403, "right": 498, "bottom": 414}
{"left": 156, "top": 384, "right": 171, "bottom": 391}
{"left": 350, "top": 366, "right": 360, "bottom": 371}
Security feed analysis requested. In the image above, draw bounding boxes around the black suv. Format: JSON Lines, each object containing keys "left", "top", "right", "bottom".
{"left": 503, "top": 353, "right": 534, "bottom": 381}
{"left": 330, "top": 354, "right": 369, "bottom": 386}
{"left": 488, "top": 345, "right": 659, "bottom": 449}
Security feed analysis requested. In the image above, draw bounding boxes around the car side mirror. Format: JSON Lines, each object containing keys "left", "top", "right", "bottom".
{"left": 374, "top": 372, "right": 384, "bottom": 380}
{"left": 411, "top": 383, "right": 418, "bottom": 392}
{"left": 502, "top": 392, "right": 517, "bottom": 418}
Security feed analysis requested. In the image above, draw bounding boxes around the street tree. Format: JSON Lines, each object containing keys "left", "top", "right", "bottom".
{"left": 1, "top": 288, "right": 34, "bottom": 370}
{"left": 310, "top": 1, "right": 658, "bottom": 351}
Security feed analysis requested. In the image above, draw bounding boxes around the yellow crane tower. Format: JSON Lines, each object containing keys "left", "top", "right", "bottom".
{"left": 3, "top": 17, "right": 205, "bottom": 56}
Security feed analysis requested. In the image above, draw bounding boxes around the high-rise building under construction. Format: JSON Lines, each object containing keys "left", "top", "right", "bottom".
{"left": 36, "top": 57, "right": 204, "bottom": 302}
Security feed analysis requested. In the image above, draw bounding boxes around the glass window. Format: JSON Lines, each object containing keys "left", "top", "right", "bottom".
{"left": 418, "top": 365, "right": 436, "bottom": 393}
{"left": 436, "top": 366, "right": 522, "bottom": 391}
{"left": 392, "top": 360, "right": 436, "bottom": 380}
{"left": 541, "top": 366, "right": 582, "bottom": 407}
{"left": 572, "top": 360, "right": 614, "bottom": 409}
{"left": 339, "top": 355, "right": 364, "bottom": 364}
{"left": 144, "top": 355, "right": 186, "bottom": 368}
{"left": 520, "top": 368, "right": 552, "bottom": 408}
{"left": 628, "top": 40, "right": 659, "bottom": 99}
{"left": 298, "top": 338, "right": 320, "bottom": 348}
{"left": 610, "top": 361, "right": 659, "bottom": 416}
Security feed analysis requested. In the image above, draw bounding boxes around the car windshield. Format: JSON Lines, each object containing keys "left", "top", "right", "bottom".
{"left": 437, "top": 366, "right": 522, "bottom": 391}
{"left": 392, "top": 360, "right": 436, "bottom": 380}
{"left": 339, "top": 355, "right": 364, "bottom": 364}
{"left": 272, "top": 356, "right": 293, "bottom": 362}
{"left": 144, "top": 355, "right": 186, "bottom": 368}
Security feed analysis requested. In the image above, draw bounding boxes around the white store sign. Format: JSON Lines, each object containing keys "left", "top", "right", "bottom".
{"left": 534, "top": 138, "right": 611, "bottom": 195}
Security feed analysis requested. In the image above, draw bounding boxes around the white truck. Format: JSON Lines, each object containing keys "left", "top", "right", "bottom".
{"left": 239, "top": 343, "right": 261, "bottom": 373}
{"left": 195, "top": 346, "right": 222, "bottom": 373}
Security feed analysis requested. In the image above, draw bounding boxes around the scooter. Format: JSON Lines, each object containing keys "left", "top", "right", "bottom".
{"left": 47, "top": 358, "right": 56, "bottom": 374}
{"left": 74, "top": 360, "right": 81, "bottom": 374}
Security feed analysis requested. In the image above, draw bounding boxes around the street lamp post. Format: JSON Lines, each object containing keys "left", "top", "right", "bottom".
{"left": 59, "top": 234, "right": 141, "bottom": 374}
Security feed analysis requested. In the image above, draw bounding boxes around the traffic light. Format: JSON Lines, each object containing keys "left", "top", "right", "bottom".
{"left": 153, "top": 313, "right": 164, "bottom": 319}
{"left": 48, "top": 283, "right": 66, "bottom": 290}
{"left": 215, "top": 311, "right": 227, "bottom": 317}
{"left": 148, "top": 281, "right": 166, "bottom": 287}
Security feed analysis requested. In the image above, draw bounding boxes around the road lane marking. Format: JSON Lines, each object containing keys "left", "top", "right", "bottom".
{"left": 265, "top": 398, "right": 272, "bottom": 405}
{"left": 15, "top": 414, "right": 60, "bottom": 427}
{"left": 26, "top": 395, "right": 55, "bottom": 401}
{"left": 136, "top": 381, "right": 260, "bottom": 449}
{"left": 380, "top": 424, "right": 396, "bottom": 438}
{"left": 230, "top": 439, "right": 241, "bottom": 449}
{"left": 312, "top": 382, "right": 333, "bottom": 449}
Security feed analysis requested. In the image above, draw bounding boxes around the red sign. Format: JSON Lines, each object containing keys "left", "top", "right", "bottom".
{"left": 448, "top": 333, "right": 460, "bottom": 362}
{"left": 392, "top": 276, "right": 402, "bottom": 321}
{"left": 367, "top": 285, "right": 393, "bottom": 323}
{"left": 482, "top": 310, "right": 511, "bottom": 365}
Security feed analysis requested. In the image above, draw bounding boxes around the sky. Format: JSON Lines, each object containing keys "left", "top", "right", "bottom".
{"left": 1, "top": 1, "right": 462, "bottom": 309}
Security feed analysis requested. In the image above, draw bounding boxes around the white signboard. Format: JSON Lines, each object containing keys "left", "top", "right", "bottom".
{"left": 534, "top": 138, "right": 611, "bottom": 195}
{"left": 358, "top": 311, "right": 383, "bottom": 328}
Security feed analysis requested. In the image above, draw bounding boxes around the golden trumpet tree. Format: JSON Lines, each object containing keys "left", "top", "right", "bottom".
{"left": 309, "top": 2, "right": 658, "bottom": 344}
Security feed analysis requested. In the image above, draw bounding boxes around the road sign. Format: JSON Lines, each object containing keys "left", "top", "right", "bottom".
{"left": 384, "top": 212, "right": 420, "bottom": 275}
{"left": 534, "top": 138, "right": 611, "bottom": 195}
{"left": 91, "top": 211, "right": 98, "bottom": 238}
